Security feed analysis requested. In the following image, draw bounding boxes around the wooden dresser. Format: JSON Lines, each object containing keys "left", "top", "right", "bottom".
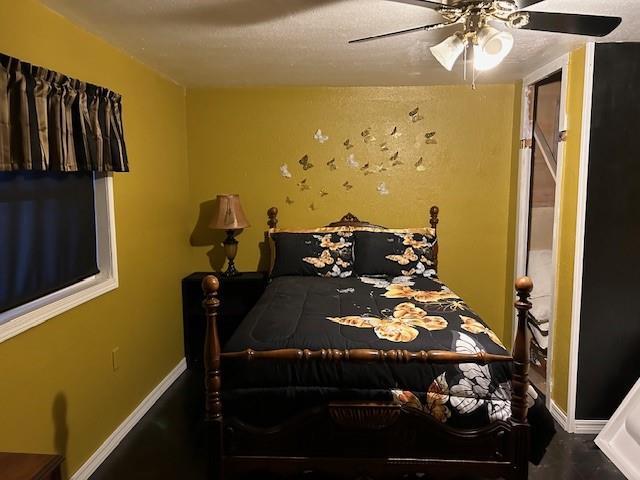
{"left": 0, "top": 452, "right": 63, "bottom": 480}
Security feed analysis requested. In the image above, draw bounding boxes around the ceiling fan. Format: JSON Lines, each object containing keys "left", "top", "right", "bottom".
{"left": 349, "top": 0, "right": 621, "bottom": 74}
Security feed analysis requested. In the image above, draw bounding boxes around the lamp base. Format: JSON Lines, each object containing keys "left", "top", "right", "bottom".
{"left": 223, "top": 260, "right": 239, "bottom": 277}
{"left": 223, "top": 229, "right": 240, "bottom": 277}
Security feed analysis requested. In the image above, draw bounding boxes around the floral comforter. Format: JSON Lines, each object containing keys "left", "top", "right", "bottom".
{"left": 222, "top": 274, "right": 554, "bottom": 458}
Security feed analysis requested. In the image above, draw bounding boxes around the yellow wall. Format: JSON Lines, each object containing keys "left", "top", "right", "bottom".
{"left": 551, "top": 47, "right": 586, "bottom": 413}
{"left": 503, "top": 81, "right": 522, "bottom": 348}
{"left": 186, "top": 85, "right": 521, "bottom": 340}
{"left": 0, "top": 0, "right": 191, "bottom": 476}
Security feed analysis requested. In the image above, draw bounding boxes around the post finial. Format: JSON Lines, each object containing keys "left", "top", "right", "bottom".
{"left": 267, "top": 207, "right": 279, "bottom": 229}
{"left": 515, "top": 276, "right": 534, "bottom": 294}
{"left": 429, "top": 205, "right": 439, "bottom": 230}
{"left": 202, "top": 275, "right": 220, "bottom": 295}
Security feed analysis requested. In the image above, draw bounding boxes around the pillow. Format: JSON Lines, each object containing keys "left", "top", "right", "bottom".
{"left": 354, "top": 229, "right": 437, "bottom": 277}
{"left": 270, "top": 230, "right": 354, "bottom": 278}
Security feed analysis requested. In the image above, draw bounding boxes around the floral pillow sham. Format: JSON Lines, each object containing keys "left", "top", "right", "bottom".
{"left": 270, "top": 230, "right": 354, "bottom": 278}
{"left": 353, "top": 229, "right": 437, "bottom": 277}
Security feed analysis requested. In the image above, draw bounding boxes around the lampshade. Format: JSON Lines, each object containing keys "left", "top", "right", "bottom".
{"left": 209, "top": 194, "right": 250, "bottom": 230}
{"left": 473, "top": 26, "right": 514, "bottom": 71}
{"left": 430, "top": 33, "right": 466, "bottom": 72}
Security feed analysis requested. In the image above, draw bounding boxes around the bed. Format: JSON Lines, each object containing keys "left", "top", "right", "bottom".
{"left": 201, "top": 207, "right": 553, "bottom": 479}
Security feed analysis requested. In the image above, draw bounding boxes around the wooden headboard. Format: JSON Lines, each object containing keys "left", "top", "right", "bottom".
{"left": 266, "top": 205, "right": 440, "bottom": 271}
{"left": 267, "top": 206, "right": 439, "bottom": 231}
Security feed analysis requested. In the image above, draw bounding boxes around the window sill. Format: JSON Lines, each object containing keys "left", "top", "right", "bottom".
{"left": 0, "top": 273, "right": 118, "bottom": 344}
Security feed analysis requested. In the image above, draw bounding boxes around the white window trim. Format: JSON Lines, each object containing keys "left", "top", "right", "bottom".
{"left": 0, "top": 173, "right": 118, "bottom": 344}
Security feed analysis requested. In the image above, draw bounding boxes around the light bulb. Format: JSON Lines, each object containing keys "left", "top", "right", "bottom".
{"left": 473, "top": 26, "right": 514, "bottom": 71}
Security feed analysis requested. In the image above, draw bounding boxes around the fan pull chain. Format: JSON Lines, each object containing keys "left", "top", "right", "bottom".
{"left": 463, "top": 43, "right": 467, "bottom": 81}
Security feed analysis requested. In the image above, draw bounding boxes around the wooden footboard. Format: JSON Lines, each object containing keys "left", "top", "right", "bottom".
{"left": 201, "top": 276, "right": 533, "bottom": 479}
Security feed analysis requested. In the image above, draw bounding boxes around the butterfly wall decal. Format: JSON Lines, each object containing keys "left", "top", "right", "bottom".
{"left": 280, "top": 164, "right": 292, "bottom": 178}
{"left": 425, "top": 131, "right": 437, "bottom": 144}
{"left": 314, "top": 129, "right": 329, "bottom": 144}
{"left": 346, "top": 153, "right": 359, "bottom": 169}
{"left": 390, "top": 126, "right": 402, "bottom": 138}
{"left": 278, "top": 108, "right": 443, "bottom": 207}
{"left": 409, "top": 107, "right": 424, "bottom": 123}
{"left": 299, "top": 155, "right": 314, "bottom": 170}
{"left": 297, "top": 178, "right": 310, "bottom": 191}
{"left": 361, "top": 128, "right": 376, "bottom": 144}
{"left": 377, "top": 182, "right": 390, "bottom": 196}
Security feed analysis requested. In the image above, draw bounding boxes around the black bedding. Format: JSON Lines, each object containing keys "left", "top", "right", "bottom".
{"left": 222, "top": 275, "right": 554, "bottom": 462}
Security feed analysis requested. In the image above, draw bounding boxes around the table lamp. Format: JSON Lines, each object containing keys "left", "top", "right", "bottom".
{"left": 209, "top": 194, "right": 250, "bottom": 277}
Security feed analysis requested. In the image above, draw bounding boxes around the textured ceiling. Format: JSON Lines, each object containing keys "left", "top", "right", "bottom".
{"left": 40, "top": 0, "right": 640, "bottom": 87}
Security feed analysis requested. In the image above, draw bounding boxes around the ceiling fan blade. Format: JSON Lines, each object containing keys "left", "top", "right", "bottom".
{"left": 386, "top": 0, "right": 446, "bottom": 10}
{"left": 514, "top": 0, "right": 547, "bottom": 8}
{"left": 349, "top": 22, "right": 454, "bottom": 44}
{"left": 520, "top": 11, "right": 621, "bottom": 37}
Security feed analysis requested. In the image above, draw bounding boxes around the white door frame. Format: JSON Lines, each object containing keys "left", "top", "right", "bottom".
{"left": 566, "top": 42, "right": 601, "bottom": 434}
{"left": 514, "top": 54, "right": 569, "bottom": 410}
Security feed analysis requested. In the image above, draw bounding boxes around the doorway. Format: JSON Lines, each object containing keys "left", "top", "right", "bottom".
{"left": 516, "top": 58, "right": 568, "bottom": 400}
{"left": 528, "top": 72, "right": 561, "bottom": 392}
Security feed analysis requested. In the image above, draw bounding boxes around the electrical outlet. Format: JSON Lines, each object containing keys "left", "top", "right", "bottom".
{"left": 112, "top": 347, "right": 120, "bottom": 371}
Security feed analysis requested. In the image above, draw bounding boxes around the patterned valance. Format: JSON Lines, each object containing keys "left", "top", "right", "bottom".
{"left": 0, "top": 53, "right": 128, "bottom": 172}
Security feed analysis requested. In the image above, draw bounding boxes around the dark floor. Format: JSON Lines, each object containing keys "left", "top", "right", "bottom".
{"left": 90, "top": 371, "right": 624, "bottom": 480}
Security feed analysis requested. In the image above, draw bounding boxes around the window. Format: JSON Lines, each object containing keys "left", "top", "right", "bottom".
{"left": 0, "top": 173, "right": 117, "bottom": 343}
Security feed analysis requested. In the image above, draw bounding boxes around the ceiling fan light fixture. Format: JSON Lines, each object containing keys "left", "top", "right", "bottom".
{"left": 429, "top": 33, "right": 465, "bottom": 72}
{"left": 473, "top": 26, "right": 514, "bottom": 71}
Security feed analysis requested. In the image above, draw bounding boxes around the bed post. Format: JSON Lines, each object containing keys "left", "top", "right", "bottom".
{"left": 202, "top": 275, "right": 222, "bottom": 421}
{"left": 267, "top": 207, "right": 279, "bottom": 229}
{"left": 511, "top": 276, "right": 533, "bottom": 480}
{"left": 511, "top": 276, "right": 533, "bottom": 423}
{"left": 202, "top": 275, "right": 223, "bottom": 478}
{"left": 429, "top": 205, "right": 439, "bottom": 271}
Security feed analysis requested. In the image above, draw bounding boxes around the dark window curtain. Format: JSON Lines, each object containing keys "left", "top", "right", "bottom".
{"left": 0, "top": 171, "right": 98, "bottom": 314}
{"left": 0, "top": 53, "right": 129, "bottom": 318}
{"left": 0, "top": 53, "right": 129, "bottom": 172}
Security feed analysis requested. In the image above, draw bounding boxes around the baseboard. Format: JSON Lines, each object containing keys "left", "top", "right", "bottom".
{"left": 70, "top": 358, "right": 187, "bottom": 480}
{"left": 549, "top": 399, "right": 608, "bottom": 434}
{"left": 574, "top": 419, "right": 608, "bottom": 435}
{"left": 549, "top": 399, "right": 569, "bottom": 431}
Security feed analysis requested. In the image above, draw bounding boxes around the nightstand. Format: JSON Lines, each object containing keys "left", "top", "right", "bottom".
{"left": 182, "top": 272, "right": 268, "bottom": 370}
